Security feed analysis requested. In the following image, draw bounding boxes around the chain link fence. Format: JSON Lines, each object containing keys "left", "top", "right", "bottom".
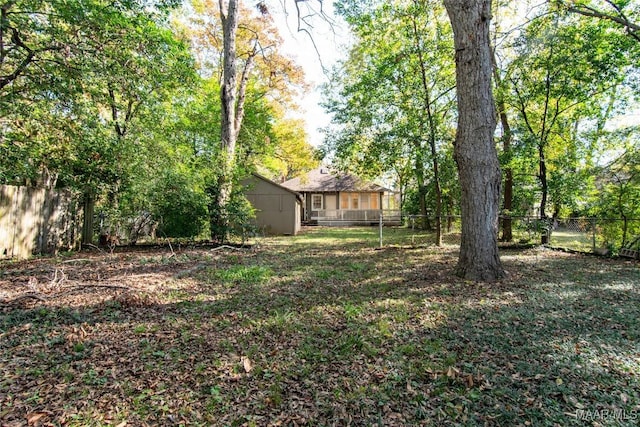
{"left": 549, "top": 217, "right": 640, "bottom": 256}
{"left": 374, "top": 215, "right": 640, "bottom": 257}
{"left": 376, "top": 215, "right": 461, "bottom": 247}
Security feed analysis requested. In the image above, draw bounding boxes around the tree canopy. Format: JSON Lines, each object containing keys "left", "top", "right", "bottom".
{"left": 1, "top": 0, "right": 318, "bottom": 242}
{"left": 1, "top": 0, "right": 639, "bottom": 267}
{"left": 323, "top": 0, "right": 640, "bottom": 263}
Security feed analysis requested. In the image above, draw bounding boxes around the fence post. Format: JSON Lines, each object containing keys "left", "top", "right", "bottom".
{"left": 379, "top": 212, "right": 383, "bottom": 249}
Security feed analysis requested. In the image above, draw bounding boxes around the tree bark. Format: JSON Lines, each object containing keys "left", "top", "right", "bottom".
{"left": 539, "top": 143, "right": 548, "bottom": 220}
{"left": 211, "top": 0, "right": 241, "bottom": 242}
{"left": 443, "top": 0, "right": 505, "bottom": 281}
{"left": 82, "top": 192, "right": 95, "bottom": 246}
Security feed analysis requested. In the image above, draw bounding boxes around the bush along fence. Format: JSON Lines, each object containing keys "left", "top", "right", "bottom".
{"left": 0, "top": 185, "right": 82, "bottom": 259}
{"left": 499, "top": 216, "right": 639, "bottom": 256}
{"left": 545, "top": 217, "right": 640, "bottom": 257}
{"left": 376, "top": 215, "right": 640, "bottom": 257}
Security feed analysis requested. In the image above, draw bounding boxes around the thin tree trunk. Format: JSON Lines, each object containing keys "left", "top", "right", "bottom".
{"left": 491, "top": 48, "right": 513, "bottom": 242}
{"left": 538, "top": 54, "right": 553, "bottom": 229}
{"left": 431, "top": 144, "right": 443, "bottom": 245}
{"left": 502, "top": 150, "right": 514, "bottom": 241}
{"left": 82, "top": 192, "right": 95, "bottom": 246}
{"left": 617, "top": 182, "right": 628, "bottom": 246}
{"left": 411, "top": 11, "right": 443, "bottom": 246}
{"left": 539, "top": 144, "right": 548, "bottom": 220}
{"left": 414, "top": 146, "right": 430, "bottom": 230}
{"left": 447, "top": 197, "right": 454, "bottom": 232}
{"left": 444, "top": 0, "right": 505, "bottom": 281}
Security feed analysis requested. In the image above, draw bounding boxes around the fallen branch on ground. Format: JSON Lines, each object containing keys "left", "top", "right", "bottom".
{"left": 82, "top": 243, "right": 105, "bottom": 253}
{"left": 0, "top": 293, "right": 48, "bottom": 305}
{"left": 0, "top": 283, "right": 136, "bottom": 305}
{"left": 211, "top": 245, "right": 246, "bottom": 252}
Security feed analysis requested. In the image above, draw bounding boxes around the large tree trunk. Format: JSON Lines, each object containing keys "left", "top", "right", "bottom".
{"left": 443, "top": 0, "right": 505, "bottom": 281}
{"left": 210, "top": 0, "right": 241, "bottom": 242}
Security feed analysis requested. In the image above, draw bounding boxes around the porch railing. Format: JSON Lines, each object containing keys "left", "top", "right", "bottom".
{"left": 310, "top": 209, "right": 402, "bottom": 224}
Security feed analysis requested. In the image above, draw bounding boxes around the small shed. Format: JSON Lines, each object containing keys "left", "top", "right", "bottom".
{"left": 241, "top": 173, "right": 302, "bottom": 236}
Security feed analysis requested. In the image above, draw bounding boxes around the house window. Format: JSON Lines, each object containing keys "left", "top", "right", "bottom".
{"left": 371, "top": 193, "right": 379, "bottom": 209}
{"left": 311, "top": 194, "right": 323, "bottom": 210}
{"left": 340, "top": 192, "right": 382, "bottom": 210}
{"left": 360, "top": 193, "right": 370, "bottom": 209}
{"left": 339, "top": 192, "right": 382, "bottom": 210}
{"left": 340, "top": 193, "right": 349, "bottom": 209}
{"left": 351, "top": 193, "right": 359, "bottom": 209}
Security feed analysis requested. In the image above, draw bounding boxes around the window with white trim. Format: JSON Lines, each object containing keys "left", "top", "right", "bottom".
{"left": 311, "top": 194, "right": 323, "bottom": 210}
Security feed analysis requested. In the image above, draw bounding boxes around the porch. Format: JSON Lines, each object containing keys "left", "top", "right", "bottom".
{"left": 307, "top": 209, "right": 402, "bottom": 226}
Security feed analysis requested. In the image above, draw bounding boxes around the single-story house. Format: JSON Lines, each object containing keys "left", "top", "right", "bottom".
{"left": 280, "top": 167, "right": 401, "bottom": 226}
{"left": 241, "top": 173, "right": 302, "bottom": 235}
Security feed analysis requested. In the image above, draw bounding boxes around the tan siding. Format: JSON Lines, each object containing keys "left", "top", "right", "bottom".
{"left": 242, "top": 176, "right": 301, "bottom": 235}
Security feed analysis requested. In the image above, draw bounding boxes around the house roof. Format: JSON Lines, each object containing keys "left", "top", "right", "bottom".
{"left": 280, "top": 168, "right": 389, "bottom": 193}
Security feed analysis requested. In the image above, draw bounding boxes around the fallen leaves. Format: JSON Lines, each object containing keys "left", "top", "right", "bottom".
{"left": 241, "top": 356, "right": 253, "bottom": 373}
{"left": 1, "top": 231, "right": 639, "bottom": 426}
{"left": 26, "top": 412, "right": 48, "bottom": 425}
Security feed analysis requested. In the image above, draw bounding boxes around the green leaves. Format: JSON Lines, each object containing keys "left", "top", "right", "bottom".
{"left": 0, "top": 0, "right": 194, "bottom": 187}
{"left": 325, "top": 0, "right": 457, "bottom": 213}
{"left": 2, "top": 228, "right": 640, "bottom": 425}
{"left": 498, "top": 2, "right": 640, "bottom": 218}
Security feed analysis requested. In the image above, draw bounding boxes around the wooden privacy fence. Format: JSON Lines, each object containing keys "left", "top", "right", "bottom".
{"left": 0, "top": 185, "right": 82, "bottom": 259}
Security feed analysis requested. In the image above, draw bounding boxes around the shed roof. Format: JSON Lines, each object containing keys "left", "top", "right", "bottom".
{"left": 243, "top": 173, "right": 303, "bottom": 202}
{"left": 280, "top": 168, "right": 389, "bottom": 193}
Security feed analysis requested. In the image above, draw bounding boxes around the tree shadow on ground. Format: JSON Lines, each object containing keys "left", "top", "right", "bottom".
{"left": 1, "top": 239, "right": 638, "bottom": 426}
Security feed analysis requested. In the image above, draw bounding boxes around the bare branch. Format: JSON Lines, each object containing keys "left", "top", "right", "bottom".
{"left": 554, "top": 0, "right": 640, "bottom": 42}
{"left": 0, "top": 27, "right": 35, "bottom": 89}
{"left": 291, "top": 0, "right": 339, "bottom": 75}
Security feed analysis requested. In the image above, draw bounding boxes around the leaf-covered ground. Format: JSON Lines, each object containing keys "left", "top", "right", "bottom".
{"left": 1, "top": 227, "right": 639, "bottom": 426}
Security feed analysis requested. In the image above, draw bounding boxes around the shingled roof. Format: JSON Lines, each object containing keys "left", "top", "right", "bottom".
{"left": 281, "top": 168, "right": 389, "bottom": 193}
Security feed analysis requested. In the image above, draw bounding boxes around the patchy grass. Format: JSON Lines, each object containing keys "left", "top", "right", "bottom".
{"left": 1, "top": 228, "right": 639, "bottom": 426}
{"left": 550, "top": 230, "right": 594, "bottom": 252}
